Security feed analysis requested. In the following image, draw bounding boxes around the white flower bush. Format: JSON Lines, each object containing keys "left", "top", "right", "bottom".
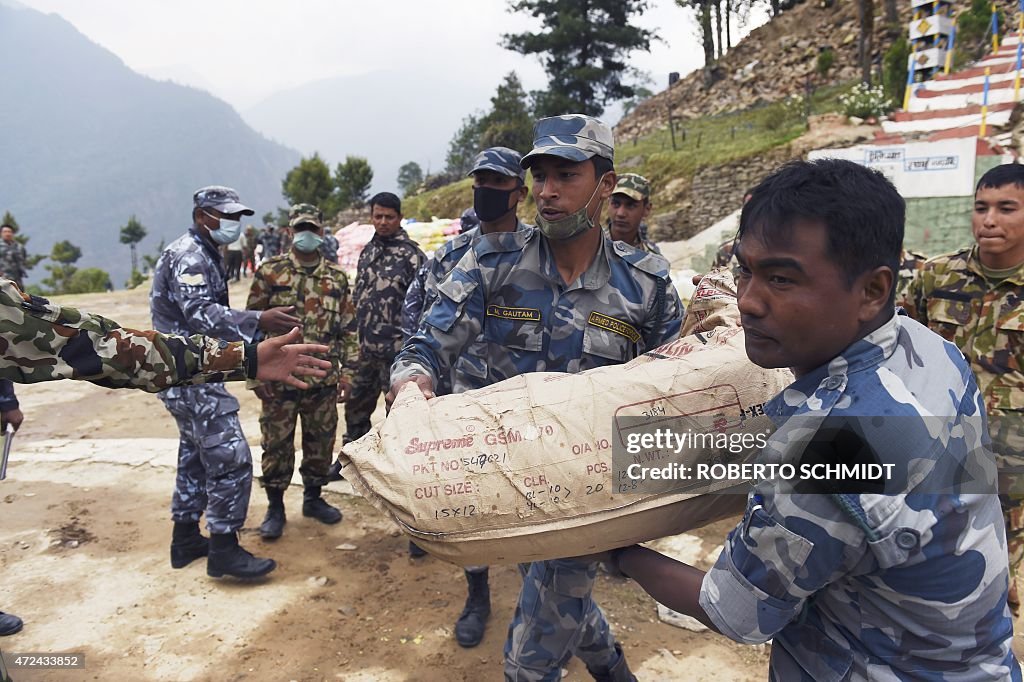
{"left": 839, "top": 83, "right": 893, "bottom": 118}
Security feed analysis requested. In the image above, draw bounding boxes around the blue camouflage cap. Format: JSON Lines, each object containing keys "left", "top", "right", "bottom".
{"left": 521, "top": 114, "right": 615, "bottom": 168}
{"left": 193, "top": 185, "right": 254, "bottom": 216}
{"left": 468, "top": 147, "right": 526, "bottom": 182}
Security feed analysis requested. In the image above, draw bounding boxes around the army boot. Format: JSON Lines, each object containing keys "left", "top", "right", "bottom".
{"left": 587, "top": 643, "right": 637, "bottom": 682}
{"left": 454, "top": 568, "right": 491, "bottom": 648}
{"left": 302, "top": 485, "right": 342, "bottom": 524}
{"left": 259, "top": 488, "right": 286, "bottom": 540}
{"left": 170, "top": 521, "right": 208, "bottom": 569}
{"left": 0, "top": 611, "right": 23, "bottom": 636}
{"left": 207, "top": 532, "right": 276, "bottom": 579}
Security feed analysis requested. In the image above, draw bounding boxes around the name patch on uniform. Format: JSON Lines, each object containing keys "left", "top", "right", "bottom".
{"left": 588, "top": 311, "right": 640, "bottom": 343}
{"left": 486, "top": 305, "right": 541, "bottom": 322}
{"left": 178, "top": 273, "right": 205, "bottom": 286}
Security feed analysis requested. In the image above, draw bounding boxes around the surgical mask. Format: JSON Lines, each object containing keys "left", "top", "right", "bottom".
{"left": 293, "top": 230, "right": 324, "bottom": 253}
{"left": 473, "top": 186, "right": 517, "bottom": 223}
{"left": 205, "top": 212, "right": 242, "bottom": 245}
{"left": 535, "top": 173, "right": 609, "bottom": 241}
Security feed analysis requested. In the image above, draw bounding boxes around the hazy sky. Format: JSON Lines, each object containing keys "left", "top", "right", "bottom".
{"left": 17, "top": 0, "right": 769, "bottom": 111}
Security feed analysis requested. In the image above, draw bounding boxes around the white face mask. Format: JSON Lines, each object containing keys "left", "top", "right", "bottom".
{"left": 205, "top": 211, "right": 242, "bottom": 245}
{"left": 292, "top": 230, "right": 323, "bottom": 253}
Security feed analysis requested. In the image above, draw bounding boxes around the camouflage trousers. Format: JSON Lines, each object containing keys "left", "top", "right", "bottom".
{"left": 159, "top": 384, "right": 252, "bottom": 535}
{"left": 258, "top": 384, "right": 338, "bottom": 490}
{"left": 344, "top": 351, "right": 393, "bottom": 442}
{"left": 504, "top": 559, "right": 624, "bottom": 682}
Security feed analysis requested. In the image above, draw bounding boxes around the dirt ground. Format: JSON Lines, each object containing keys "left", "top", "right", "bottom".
{"left": 2, "top": 279, "right": 1022, "bottom": 682}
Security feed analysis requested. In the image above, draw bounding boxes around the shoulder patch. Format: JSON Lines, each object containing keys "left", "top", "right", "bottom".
{"left": 613, "top": 240, "right": 670, "bottom": 279}
{"left": 475, "top": 229, "right": 534, "bottom": 258}
{"left": 179, "top": 273, "right": 205, "bottom": 286}
{"left": 435, "top": 231, "right": 474, "bottom": 260}
{"left": 924, "top": 248, "right": 971, "bottom": 271}
{"left": 324, "top": 259, "right": 348, "bottom": 275}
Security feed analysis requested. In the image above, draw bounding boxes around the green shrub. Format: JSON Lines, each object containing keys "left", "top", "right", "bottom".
{"left": 817, "top": 48, "right": 835, "bottom": 77}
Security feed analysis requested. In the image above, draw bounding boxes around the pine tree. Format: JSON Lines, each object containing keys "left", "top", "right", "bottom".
{"left": 397, "top": 162, "right": 425, "bottom": 197}
{"left": 504, "top": 0, "right": 656, "bottom": 117}
{"left": 119, "top": 215, "right": 147, "bottom": 275}
{"left": 334, "top": 156, "right": 374, "bottom": 210}
{"left": 479, "top": 72, "right": 535, "bottom": 153}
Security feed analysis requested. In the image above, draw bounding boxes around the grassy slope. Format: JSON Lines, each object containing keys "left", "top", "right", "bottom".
{"left": 401, "top": 82, "right": 856, "bottom": 225}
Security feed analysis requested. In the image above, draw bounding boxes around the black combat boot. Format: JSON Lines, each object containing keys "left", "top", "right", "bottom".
{"left": 587, "top": 643, "right": 637, "bottom": 682}
{"left": 207, "top": 532, "right": 276, "bottom": 579}
{"left": 454, "top": 568, "right": 491, "bottom": 648}
{"left": 170, "top": 521, "right": 208, "bottom": 569}
{"left": 259, "top": 488, "right": 286, "bottom": 540}
{"left": 302, "top": 485, "right": 342, "bottom": 524}
{"left": 0, "top": 611, "right": 23, "bottom": 636}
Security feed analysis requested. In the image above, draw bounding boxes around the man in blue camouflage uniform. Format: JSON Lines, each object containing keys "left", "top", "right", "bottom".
{"left": 399, "top": 147, "right": 532, "bottom": 648}
{"left": 151, "top": 185, "right": 302, "bottom": 580}
{"left": 259, "top": 225, "right": 282, "bottom": 262}
{"left": 606, "top": 173, "right": 661, "bottom": 255}
{"left": 344, "top": 192, "right": 425, "bottom": 445}
{"left": 601, "top": 159, "right": 1020, "bottom": 680}
{"left": 390, "top": 115, "right": 683, "bottom": 682}
{"left": 320, "top": 227, "right": 340, "bottom": 264}
{"left": 400, "top": 207, "right": 480, "bottom": 344}
{"left": 0, "top": 378, "right": 24, "bottom": 636}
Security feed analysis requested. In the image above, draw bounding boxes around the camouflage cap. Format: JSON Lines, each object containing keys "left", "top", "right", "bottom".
{"left": 289, "top": 202, "right": 323, "bottom": 229}
{"left": 521, "top": 114, "right": 615, "bottom": 168}
{"left": 468, "top": 147, "right": 526, "bottom": 182}
{"left": 193, "top": 185, "right": 254, "bottom": 216}
{"left": 613, "top": 173, "right": 651, "bottom": 202}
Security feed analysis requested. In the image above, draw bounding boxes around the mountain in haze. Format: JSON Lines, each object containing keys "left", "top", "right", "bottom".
{"left": 0, "top": 2, "right": 300, "bottom": 288}
{"left": 243, "top": 70, "right": 497, "bottom": 199}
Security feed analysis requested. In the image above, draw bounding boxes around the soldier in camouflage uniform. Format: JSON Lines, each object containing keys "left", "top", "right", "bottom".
{"left": 606, "top": 173, "right": 661, "bottom": 255}
{"left": 344, "top": 192, "right": 425, "bottom": 444}
{"left": 398, "top": 147, "right": 531, "bottom": 648}
{"left": 907, "top": 163, "right": 1024, "bottom": 615}
{"left": 247, "top": 203, "right": 357, "bottom": 539}
{"left": 151, "top": 186, "right": 303, "bottom": 580}
{"left": 400, "top": 208, "right": 480, "bottom": 343}
{"left": 391, "top": 115, "right": 683, "bottom": 682}
{"left": 601, "top": 159, "right": 1020, "bottom": 680}
{"left": 0, "top": 275, "right": 329, "bottom": 638}
{"left": 0, "top": 378, "right": 24, "bottom": 637}
{"left": 320, "top": 227, "right": 340, "bottom": 263}
{"left": 1, "top": 278, "right": 329, "bottom": 390}
{"left": 259, "top": 226, "right": 282, "bottom": 262}
{"left": 894, "top": 247, "right": 927, "bottom": 310}
{"left": 0, "top": 224, "right": 27, "bottom": 290}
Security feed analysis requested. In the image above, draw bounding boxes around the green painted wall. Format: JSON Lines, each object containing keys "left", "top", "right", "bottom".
{"left": 904, "top": 155, "right": 1004, "bottom": 257}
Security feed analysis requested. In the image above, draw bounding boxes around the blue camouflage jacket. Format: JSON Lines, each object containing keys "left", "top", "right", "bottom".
{"left": 392, "top": 228, "right": 683, "bottom": 391}
{"left": 150, "top": 227, "right": 260, "bottom": 343}
{"left": 400, "top": 221, "right": 533, "bottom": 394}
{"left": 699, "top": 312, "right": 1020, "bottom": 681}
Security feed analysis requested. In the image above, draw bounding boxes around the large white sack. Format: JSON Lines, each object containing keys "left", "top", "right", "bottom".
{"left": 341, "top": 269, "right": 792, "bottom": 565}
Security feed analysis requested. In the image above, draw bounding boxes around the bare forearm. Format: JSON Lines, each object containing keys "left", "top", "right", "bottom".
{"left": 617, "top": 545, "right": 721, "bottom": 634}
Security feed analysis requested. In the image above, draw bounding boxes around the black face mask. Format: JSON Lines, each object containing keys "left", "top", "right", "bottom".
{"left": 473, "top": 186, "right": 516, "bottom": 223}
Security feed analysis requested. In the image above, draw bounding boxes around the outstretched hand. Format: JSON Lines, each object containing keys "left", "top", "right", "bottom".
{"left": 256, "top": 327, "right": 332, "bottom": 389}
